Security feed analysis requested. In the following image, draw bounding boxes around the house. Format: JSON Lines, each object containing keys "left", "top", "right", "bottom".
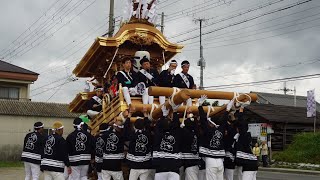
{"left": 0, "top": 60, "right": 80, "bottom": 161}
{"left": 242, "top": 92, "right": 320, "bottom": 150}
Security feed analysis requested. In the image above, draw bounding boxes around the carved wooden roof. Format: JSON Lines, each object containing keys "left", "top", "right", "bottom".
{"left": 73, "top": 22, "right": 184, "bottom": 78}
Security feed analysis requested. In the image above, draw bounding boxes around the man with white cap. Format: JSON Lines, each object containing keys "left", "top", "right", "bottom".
{"left": 136, "top": 51, "right": 160, "bottom": 105}
{"left": 66, "top": 118, "right": 95, "bottom": 180}
{"left": 21, "top": 122, "right": 45, "bottom": 180}
{"left": 41, "top": 121, "right": 71, "bottom": 180}
{"left": 158, "top": 60, "right": 178, "bottom": 105}
{"left": 87, "top": 86, "right": 104, "bottom": 118}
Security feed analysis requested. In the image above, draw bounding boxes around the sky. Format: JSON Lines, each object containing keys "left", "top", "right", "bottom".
{"left": 1, "top": 0, "right": 320, "bottom": 104}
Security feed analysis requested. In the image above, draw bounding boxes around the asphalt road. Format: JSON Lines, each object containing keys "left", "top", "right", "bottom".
{"left": 1, "top": 167, "right": 320, "bottom": 180}
{"left": 257, "top": 171, "right": 320, "bottom": 180}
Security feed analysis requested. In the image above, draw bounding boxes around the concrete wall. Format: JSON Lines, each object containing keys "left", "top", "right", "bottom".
{"left": 0, "top": 115, "right": 76, "bottom": 161}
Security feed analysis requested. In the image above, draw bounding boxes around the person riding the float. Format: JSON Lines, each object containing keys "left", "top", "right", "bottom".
{"left": 21, "top": 122, "right": 45, "bottom": 180}
{"left": 136, "top": 51, "right": 160, "bottom": 105}
{"left": 116, "top": 57, "right": 141, "bottom": 109}
{"left": 66, "top": 118, "right": 95, "bottom": 180}
{"left": 173, "top": 60, "right": 195, "bottom": 90}
{"left": 125, "top": 108, "right": 154, "bottom": 180}
{"left": 94, "top": 123, "right": 111, "bottom": 180}
{"left": 87, "top": 86, "right": 104, "bottom": 119}
{"left": 173, "top": 60, "right": 195, "bottom": 106}
{"left": 152, "top": 105, "right": 182, "bottom": 180}
{"left": 41, "top": 121, "right": 71, "bottom": 179}
{"left": 158, "top": 60, "right": 178, "bottom": 105}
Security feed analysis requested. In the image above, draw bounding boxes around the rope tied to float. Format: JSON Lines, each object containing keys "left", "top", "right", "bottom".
{"left": 168, "top": 87, "right": 181, "bottom": 111}
{"left": 103, "top": 47, "right": 119, "bottom": 78}
{"left": 148, "top": 103, "right": 159, "bottom": 121}
{"left": 206, "top": 104, "right": 219, "bottom": 127}
{"left": 180, "top": 104, "right": 189, "bottom": 128}
{"left": 232, "top": 92, "right": 252, "bottom": 110}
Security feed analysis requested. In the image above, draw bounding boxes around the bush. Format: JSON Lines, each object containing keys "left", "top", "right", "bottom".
{"left": 273, "top": 132, "right": 320, "bottom": 164}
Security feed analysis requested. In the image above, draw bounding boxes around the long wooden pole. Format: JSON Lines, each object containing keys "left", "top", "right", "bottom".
{"left": 130, "top": 104, "right": 224, "bottom": 115}
{"left": 148, "top": 86, "right": 258, "bottom": 101}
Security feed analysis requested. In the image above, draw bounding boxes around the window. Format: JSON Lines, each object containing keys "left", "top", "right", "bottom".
{"left": 0, "top": 87, "right": 19, "bottom": 99}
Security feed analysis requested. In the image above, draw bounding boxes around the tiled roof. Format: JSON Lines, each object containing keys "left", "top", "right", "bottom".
{"left": 0, "top": 60, "right": 38, "bottom": 75}
{"left": 0, "top": 99, "right": 81, "bottom": 118}
{"left": 246, "top": 103, "right": 320, "bottom": 124}
{"left": 252, "top": 91, "right": 320, "bottom": 111}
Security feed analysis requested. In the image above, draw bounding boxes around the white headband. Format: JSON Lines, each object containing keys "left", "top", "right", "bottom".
{"left": 52, "top": 126, "right": 64, "bottom": 131}
{"left": 34, "top": 124, "right": 44, "bottom": 129}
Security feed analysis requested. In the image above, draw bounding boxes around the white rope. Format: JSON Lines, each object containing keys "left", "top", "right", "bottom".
{"left": 230, "top": 92, "right": 252, "bottom": 110}
{"left": 206, "top": 105, "right": 218, "bottom": 127}
{"left": 168, "top": 87, "right": 181, "bottom": 110}
{"left": 148, "top": 103, "right": 159, "bottom": 121}
{"left": 180, "top": 105, "right": 189, "bottom": 128}
{"left": 162, "top": 50, "right": 166, "bottom": 70}
{"left": 103, "top": 48, "right": 119, "bottom": 78}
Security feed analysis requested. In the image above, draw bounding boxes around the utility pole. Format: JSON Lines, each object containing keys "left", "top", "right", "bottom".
{"left": 195, "top": 18, "right": 206, "bottom": 90}
{"left": 108, "top": 0, "right": 115, "bottom": 37}
{"left": 160, "top": 12, "right": 165, "bottom": 33}
{"left": 294, "top": 86, "right": 296, "bottom": 107}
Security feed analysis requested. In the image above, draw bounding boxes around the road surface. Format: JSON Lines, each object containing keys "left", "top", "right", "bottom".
{"left": 0, "top": 167, "right": 319, "bottom": 180}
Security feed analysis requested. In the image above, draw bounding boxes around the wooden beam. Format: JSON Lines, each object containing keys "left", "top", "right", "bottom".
{"left": 148, "top": 86, "right": 257, "bottom": 101}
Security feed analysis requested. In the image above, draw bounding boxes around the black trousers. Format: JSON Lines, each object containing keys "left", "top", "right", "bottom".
{"left": 262, "top": 155, "right": 268, "bottom": 167}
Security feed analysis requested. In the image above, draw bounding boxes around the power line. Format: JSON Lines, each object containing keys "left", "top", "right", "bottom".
{"left": 5, "top": 0, "right": 98, "bottom": 61}
{"left": 166, "top": 0, "right": 235, "bottom": 22}
{"left": 1, "top": 0, "right": 76, "bottom": 58}
{"left": 177, "top": 0, "right": 313, "bottom": 43}
{"left": 36, "top": 19, "right": 120, "bottom": 76}
{"left": 159, "top": 0, "right": 182, "bottom": 9}
{"left": 184, "top": 4, "right": 320, "bottom": 45}
{"left": 194, "top": 12, "right": 320, "bottom": 47}
{"left": 185, "top": 21, "right": 320, "bottom": 50}
{"left": 203, "top": 73, "right": 320, "bottom": 89}
{"left": 0, "top": 0, "right": 62, "bottom": 55}
{"left": 168, "top": 0, "right": 287, "bottom": 40}
{"left": 46, "top": 79, "right": 69, "bottom": 102}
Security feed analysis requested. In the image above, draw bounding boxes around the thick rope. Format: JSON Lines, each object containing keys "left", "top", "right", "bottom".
{"left": 148, "top": 103, "right": 159, "bottom": 121}
{"left": 168, "top": 87, "right": 181, "bottom": 110}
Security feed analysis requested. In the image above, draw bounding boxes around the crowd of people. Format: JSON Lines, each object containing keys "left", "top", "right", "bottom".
{"left": 21, "top": 51, "right": 258, "bottom": 180}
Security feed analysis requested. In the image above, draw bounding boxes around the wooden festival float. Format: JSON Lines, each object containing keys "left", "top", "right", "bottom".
{"left": 68, "top": 0, "right": 258, "bottom": 134}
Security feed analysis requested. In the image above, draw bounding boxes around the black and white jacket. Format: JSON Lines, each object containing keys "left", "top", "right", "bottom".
{"left": 235, "top": 113, "right": 258, "bottom": 171}
{"left": 152, "top": 113, "right": 182, "bottom": 173}
{"left": 137, "top": 68, "right": 160, "bottom": 87}
{"left": 223, "top": 115, "right": 237, "bottom": 169}
{"left": 94, "top": 128, "right": 111, "bottom": 172}
{"left": 125, "top": 117, "right": 153, "bottom": 169}
{"left": 66, "top": 129, "right": 94, "bottom": 166}
{"left": 41, "top": 133, "right": 70, "bottom": 173}
{"left": 180, "top": 120, "right": 199, "bottom": 168}
{"left": 198, "top": 106, "right": 226, "bottom": 159}
{"left": 21, "top": 131, "right": 45, "bottom": 165}
{"left": 102, "top": 128, "right": 125, "bottom": 171}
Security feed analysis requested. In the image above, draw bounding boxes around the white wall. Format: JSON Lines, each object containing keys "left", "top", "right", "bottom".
{"left": 0, "top": 115, "right": 76, "bottom": 161}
